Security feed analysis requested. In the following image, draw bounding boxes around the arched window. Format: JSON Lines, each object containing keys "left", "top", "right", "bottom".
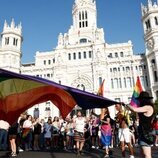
{"left": 80, "top": 38, "right": 87, "bottom": 43}
{"left": 89, "top": 51, "right": 92, "bottom": 58}
{"left": 126, "top": 77, "right": 132, "bottom": 88}
{"left": 111, "top": 79, "right": 114, "bottom": 89}
{"left": 126, "top": 66, "right": 130, "bottom": 72}
{"left": 145, "top": 19, "right": 151, "bottom": 30}
{"left": 115, "top": 52, "right": 118, "bottom": 57}
{"left": 82, "top": 11, "right": 84, "bottom": 20}
{"left": 119, "top": 78, "right": 122, "bottom": 88}
{"left": 79, "top": 10, "right": 88, "bottom": 28}
{"left": 85, "top": 11, "right": 88, "bottom": 19}
{"left": 114, "top": 78, "right": 118, "bottom": 88}
{"left": 120, "top": 52, "right": 124, "bottom": 57}
{"left": 113, "top": 68, "right": 117, "bottom": 73}
{"left": 124, "top": 77, "right": 126, "bottom": 88}
{"left": 83, "top": 51, "right": 86, "bottom": 58}
{"left": 155, "top": 17, "right": 158, "bottom": 25}
{"left": 79, "top": 12, "right": 81, "bottom": 20}
{"left": 68, "top": 53, "right": 71, "bottom": 60}
{"left": 73, "top": 53, "right": 76, "bottom": 60}
{"left": 5, "top": 37, "right": 9, "bottom": 45}
{"left": 78, "top": 52, "right": 81, "bottom": 59}
{"left": 77, "top": 84, "right": 85, "bottom": 91}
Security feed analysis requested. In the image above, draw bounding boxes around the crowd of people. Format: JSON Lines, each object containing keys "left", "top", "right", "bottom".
{"left": 0, "top": 91, "right": 158, "bottom": 158}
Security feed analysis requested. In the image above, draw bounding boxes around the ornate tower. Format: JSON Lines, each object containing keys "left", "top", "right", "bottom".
{"left": 57, "top": 0, "right": 104, "bottom": 48}
{"left": 141, "top": 0, "right": 158, "bottom": 98}
{"left": 72, "top": 0, "right": 97, "bottom": 30}
{"left": 0, "top": 19, "right": 22, "bottom": 73}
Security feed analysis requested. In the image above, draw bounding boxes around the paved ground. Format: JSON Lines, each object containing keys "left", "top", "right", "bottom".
{"left": 0, "top": 146, "right": 158, "bottom": 158}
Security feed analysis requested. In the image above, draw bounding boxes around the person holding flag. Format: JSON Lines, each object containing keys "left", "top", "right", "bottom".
{"left": 126, "top": 91, "right": 155, "bottom": 158}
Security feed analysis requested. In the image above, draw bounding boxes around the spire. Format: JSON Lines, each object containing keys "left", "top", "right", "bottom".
{"left": 18, "top": 22, "right": 22, "bottom": 29}
{"left": 11, "top": 18, "right": 15, "bottom": 28}
{"left": 148, "top": 0, "right": 152, "bottom": 7}
{"left": 3, "top": 20, "right": 7, "bottom": 30}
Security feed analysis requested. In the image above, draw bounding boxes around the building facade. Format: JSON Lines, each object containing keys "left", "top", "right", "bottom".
{"left": 0, "top": 0, "right": 157, "bottom": 119}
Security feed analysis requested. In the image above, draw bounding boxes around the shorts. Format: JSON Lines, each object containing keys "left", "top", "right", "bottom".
{"left": 118, "top": 128, "right": 131, "bottom": 143}
{"left": 139, "top": 139, "right": 152, "bottom": 147}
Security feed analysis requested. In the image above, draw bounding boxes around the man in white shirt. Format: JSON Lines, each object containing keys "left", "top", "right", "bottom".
{"left": 0, "top": 120, "right": 10, "bottom": 150}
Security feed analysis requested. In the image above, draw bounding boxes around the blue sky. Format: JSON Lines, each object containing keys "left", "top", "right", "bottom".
{"left": 0, "top": 0, "right": 151, "bottom": 63}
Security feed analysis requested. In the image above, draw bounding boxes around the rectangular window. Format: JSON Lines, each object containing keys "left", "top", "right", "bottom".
{"left": 145, "top": 76, "right": 148, "bottom": 87}
{"left": 119, "top": 78, "right": 122, "bottom": 88}
{"left": 78, "top": 52, "right": 81, "bottom": 59}
{"left": 53, "top": 58, "right": 55, "bottom": 63}
{"left": 13, "top": 38, "right": 16, "bottom": 45}
{"left": 73, "top": 53, "right": 76, "bottom": 60}
{"left": 79, "top": 22, "right": 82, "bottom": 28}
{"left": 44, "top": 60, "right": 46, "bottom": 65}
{"left": 13, "top": 38, "right": 18, "bottom": 46}
{"left": 111, "top": 79, "right": 114, "bottom": 89}
{"left": 89, "top": 51, "right": 92, "bottom": 58}
{"left": 154, "top": 71, "right": 158, "bottom": 82}
{"left": 68, "top": 53, "right": 71, "bottom": 60}
{"left": 115, "top": 52, "right": 118, "bottom": 57}
{"left": 5, "top": 37, "right": 9, "bottom": 45}
{"left": 82, "top": 21, "right": 84, "bottom": 27}
{"left": 85, "top": 21, "right": 88, "bottom": 27}
{"left": 124, "top": 78, "right": 126, "bottom": 88}
{"left": 83, "top": 52, "right": 86, "bottom": 58}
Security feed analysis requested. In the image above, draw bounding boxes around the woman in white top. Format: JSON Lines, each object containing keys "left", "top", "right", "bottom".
{"left": 73, "top": 111, "right": 86, "bottom": 157}
{"left": 22, "top": 115, "right": 33, "bottom": 151}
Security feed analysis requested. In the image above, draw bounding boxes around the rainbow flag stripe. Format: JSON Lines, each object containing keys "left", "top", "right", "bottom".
{"left": 0, "top": 69, "right": 117, "bottom": 125}
{"left": 130, "top": 76, "right": 143, "bottom": 107}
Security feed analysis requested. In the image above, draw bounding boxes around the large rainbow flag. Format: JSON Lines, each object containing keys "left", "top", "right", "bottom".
{"left": 0, "top": 69, "right": 118, "bottom": 125}
{"left": 130, "top": 76, "right": 143, "bottom": 107}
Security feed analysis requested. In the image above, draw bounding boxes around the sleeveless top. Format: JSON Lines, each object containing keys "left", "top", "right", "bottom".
{"left": 101, "top": 114, "right": 112, "bottom": 133}
{"left": 75, "top": 117, "right": 85, "bottom": 133}
{"left": 138, "top": 106, "right": 154, "bottom": 133}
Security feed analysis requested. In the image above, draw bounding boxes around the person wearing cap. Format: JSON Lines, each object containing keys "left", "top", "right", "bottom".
{"left": 127, "top": 91, "right": 155, "bottom": 158}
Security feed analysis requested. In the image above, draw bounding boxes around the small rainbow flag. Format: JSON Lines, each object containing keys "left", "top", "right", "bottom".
{"left": 130, "top": 76, "right": 143, "bottom": 107}
{"left": 22, "top": 128, "right": 31, "bottom": 138}
{"left": 98, "top": 79, "right": 105, "bottom": 96}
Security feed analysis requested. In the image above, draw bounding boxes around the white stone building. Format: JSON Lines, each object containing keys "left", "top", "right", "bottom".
{"left": 0, "top": 0, "right": 157, "bottom": 119}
